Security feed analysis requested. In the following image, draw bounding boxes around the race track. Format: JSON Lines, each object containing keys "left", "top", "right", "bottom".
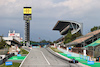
{"left": 21, "top": 48, "right": 81, "bottom": 67}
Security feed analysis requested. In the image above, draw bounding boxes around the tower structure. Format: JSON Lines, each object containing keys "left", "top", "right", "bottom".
{"left": 23, "top": 7, "right": 32, "bottom": 46}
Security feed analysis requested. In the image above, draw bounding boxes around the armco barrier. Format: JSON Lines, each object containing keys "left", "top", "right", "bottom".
{"left": 0, "top": 59, "right": 3, "bottom": 65}
{"left": 46, "top": 48, "right": 70, "bottom": 62}
{"left": 47, "top": 47, "right": 81, "bottom": 67}
{"left": 0, "top": 53, "right": 14, "bottom": 65}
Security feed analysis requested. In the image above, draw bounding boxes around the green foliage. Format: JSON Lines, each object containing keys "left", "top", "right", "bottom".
{"left": 40, "top": 40, "right": 53, "bottom": 44}
{"left": 0, "top": 36, "right": 6, "bottom": 49}
{"left": 40, "top": 40, "right": 47, "bottom": 43}
{"left": 20, "top": 48, "right": 29, "bottom": 54}
{"left": 64, "top": 39, "right": 71, "bottom": 44}
{"left": 90, "top": 26, "right": 100, "bottom": 32}
{"left": 64, "top": 30, "right": 82, "bottom": 44}
{"left": 30, "top": 40, "right": 53, "bottom": 44}
{"left": 50, "top": 47, "right": 63, "bottom": 53}
{"left": 0, "top": 62, "right": 20, "bottom": 67}
{"left": 53, "top": 41, "right": 57, "bottom": 43}
{"left": 72, "top": 32, "right": 82, "bottom": 40}
{"left": 30, "top": 41, "right": 39, "bottom": 43}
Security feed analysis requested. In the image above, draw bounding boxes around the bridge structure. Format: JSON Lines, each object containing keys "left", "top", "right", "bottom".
{"left": 31, "top": 43, "right": 50, "bottom": 45}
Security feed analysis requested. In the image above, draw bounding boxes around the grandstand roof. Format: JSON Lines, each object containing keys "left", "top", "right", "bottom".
{"left": 53, "top": 20, "right": 83, "bottom": 36}
{"left": 53, "top": 21, "right": 70, "bottom": 32}
{"left": 85, "top": 38, "right": 100, "bottom": 47}
{"left": 66, "top": 29, "right": 100, "bottom": 46}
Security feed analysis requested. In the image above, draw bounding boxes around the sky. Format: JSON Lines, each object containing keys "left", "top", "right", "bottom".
{"left": 0, "top": 0, "right": 100, "bottom": 42}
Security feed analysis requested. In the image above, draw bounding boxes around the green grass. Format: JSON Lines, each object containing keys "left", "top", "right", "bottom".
{"left": 20, "top": 48, "right": 29, "bottom": 54}
{"left": 0, "top": 62, "right": 20, "bottom": 67}
{"left": 50, "top": 47, "right": 63, "bottom": 53}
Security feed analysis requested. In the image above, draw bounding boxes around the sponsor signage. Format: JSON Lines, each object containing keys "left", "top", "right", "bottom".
{"left": 10, "top": 33, "right": 15, "bottom": 36}
{"left": 87, "top": 56, "right": 90, "bottom": 61}
{"left": 67, "top": 54, "right": 71, "bottom": 57}
{"left": 80, "top": 55, "right": 82, "bottom": 59}
{"left": 9, "top": 33, "right": 20, "bottom": 37}
{"left": 84, "top": 56, "right": 86, "bottom": 60}
{"left": 75, "top": 57, "right": 80, "bottom": 59}
{"left": 69, "top": 47, "right": 71, "bottom": 50}
{"left": 23, "top": 7, "right": 32, "bottom": 15}
{"left": 5, "top": 62, "right": 12, "bottom": 66}
{"left": 17, "top": 54, "right": 21, "bottom": 57}
{"left": 13, "top": 57, "right": 17, "bottom": 60}
{"left": 87, "top": 61, "right": 94, "bottom": 65}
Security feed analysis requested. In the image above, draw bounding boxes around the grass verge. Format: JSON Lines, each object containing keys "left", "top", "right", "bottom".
{"left": 50, "top": 47, "right": 63, "bottom": 53}
{"left": 20, "top": 48, "right": 29, "bottom": 54}
{"left": 0, "top": 62, "right": 20, "bottom": 67}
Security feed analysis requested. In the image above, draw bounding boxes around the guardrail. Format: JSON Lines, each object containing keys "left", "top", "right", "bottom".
{"left": 46, "top": 47, "right": 72, "bottom": 67}
{"left": 46, "top": 47, "right": 70, "bottom": 61}
{"left": 46, "top": 47, "right": 82, "bottom": 67}
{"left": 0, "top": 53, "right": 14, "bottom": 65}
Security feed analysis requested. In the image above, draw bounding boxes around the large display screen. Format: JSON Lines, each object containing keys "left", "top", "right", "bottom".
{"left": 23, "top": 7, "right": 32, "bottom": 15}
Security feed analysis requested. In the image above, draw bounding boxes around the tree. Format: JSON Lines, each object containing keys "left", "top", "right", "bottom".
{"left": 0, "top": 36, "right": 6, "bottom": 49}
{"left": 30, "top": 41, "right": 39, "bottom": 43}
{"left": 64, "top": 30, "right": 82, "bottom": 44}
{"left": 64, "top": 39, "right": 71, "bottom": 44}
{"left": 40, "top": 40, "right": 47, "bottom": 43}
{"left": 91, "top": 26, "right": 98, "bottom": 32}
{"left": 40, "top": 40, "right": 52, "bottom": 44}
{"left": 72, "top": 32, "right": 82, "bottom": 40}
{"left": 64, "top": 30, "right": 72, "bottom": 44}
{"left": 53, "top": 41, "right": 57, "bottom": 43}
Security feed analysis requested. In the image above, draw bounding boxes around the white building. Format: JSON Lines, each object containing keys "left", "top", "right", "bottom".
{"left": 3, "top": 30, "right": 23, "bottom": 46}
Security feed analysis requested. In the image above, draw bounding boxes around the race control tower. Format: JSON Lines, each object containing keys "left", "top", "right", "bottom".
{"left": 23, "top": 7, "right": 32, "bottom": 46}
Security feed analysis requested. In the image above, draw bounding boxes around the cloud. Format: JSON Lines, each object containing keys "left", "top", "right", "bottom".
{"left": 52, "top": 0, "right": 100, "bottom": 17}
{"left": 0, "top": 0, "right": 100, "bottom": 41}
{"left": 0, "top": 0, "right": 100, "bottom": 18}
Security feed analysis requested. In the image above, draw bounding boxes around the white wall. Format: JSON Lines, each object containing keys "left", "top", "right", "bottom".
{"left": 3, "top": 37, "right": 13, "bottom": 40}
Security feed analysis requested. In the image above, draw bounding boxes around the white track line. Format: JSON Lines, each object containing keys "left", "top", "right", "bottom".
{"left": 41, "top": 51, "right": 50, "bottom": 65}
{"left": 19, "top": 49, "right": 32, "bottom": 67}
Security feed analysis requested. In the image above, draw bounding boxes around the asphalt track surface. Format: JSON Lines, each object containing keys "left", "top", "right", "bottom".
{"left": 21, "top": 48, "right": 81, "bottom": 67}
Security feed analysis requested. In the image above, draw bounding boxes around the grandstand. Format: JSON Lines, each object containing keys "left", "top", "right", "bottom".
{"left": 64, "top": 29, "right": 100, "bottom": 57}
{"left": 53, "top": 20, "right": 100, "bottom": 57}
{"left": 66, "top": 30, "right": 100, "bottom": 47}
